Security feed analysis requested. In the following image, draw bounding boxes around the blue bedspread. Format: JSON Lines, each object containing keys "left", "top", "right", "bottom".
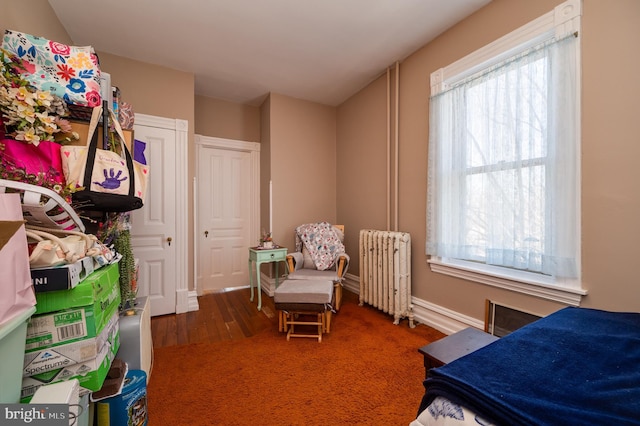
{"left": 422, "top": 307, "right": 640, "bottom": 426}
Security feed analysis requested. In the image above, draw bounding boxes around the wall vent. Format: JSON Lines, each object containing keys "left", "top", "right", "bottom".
{"left": 484, "top": 300, "right": 542, "bottom": 337}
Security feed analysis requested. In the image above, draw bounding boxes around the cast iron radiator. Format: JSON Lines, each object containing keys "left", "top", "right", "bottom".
{"left": 359, "top": 229, "right": 414, "bottom": 328}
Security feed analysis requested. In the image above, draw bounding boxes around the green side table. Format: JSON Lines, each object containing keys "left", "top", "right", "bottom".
{"left": 248, "top": 247, "right": 287, "bottom": 310}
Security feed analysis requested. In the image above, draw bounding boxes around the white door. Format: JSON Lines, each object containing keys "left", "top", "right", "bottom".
{"left": 131, "top": 115, "right": 189, "bottom": 316}
{"left": 196, "top": 136, "right": 260, "bottom": 293}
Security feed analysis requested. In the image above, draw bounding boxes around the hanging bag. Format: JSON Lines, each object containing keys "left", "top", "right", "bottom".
{"left": 61, "top": 106, "right": 149, "bottom": 212}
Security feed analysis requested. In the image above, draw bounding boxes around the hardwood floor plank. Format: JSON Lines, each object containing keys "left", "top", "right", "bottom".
{"left": 200, "top": 296, "right": 223, "bottom": 343}
{"left": 210, "top": 293, "right": 234, "bottom": 341}
{"left": 151, "top": 316, "right": 167, "bottom": 347}
{"left": 214, "top": 293, "right": 235, "bottom": 324}
{"left": 175, "top": 313, "right": 189, "bottom": 346}
{"left": 225, "top": 291, "right": 258, "bottom": 338}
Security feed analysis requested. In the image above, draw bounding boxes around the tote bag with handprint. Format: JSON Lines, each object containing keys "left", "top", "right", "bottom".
{"left": 62, "top": 107, "right": 148, "bottom": 212}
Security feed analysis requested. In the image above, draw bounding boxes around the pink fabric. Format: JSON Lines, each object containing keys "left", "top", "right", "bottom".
{"left": 0, "top": 194, "right": 37, "bottom": 325}
{"left": 0, "top": 138, "right": 64, "bottom": 185}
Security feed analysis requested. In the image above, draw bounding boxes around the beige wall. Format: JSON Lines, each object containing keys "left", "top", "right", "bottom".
{"left": 336, "top": 73, "right": 389, "bottom": 261}
{"left": 195, "top": 95, "right": 260, "bottom": 142}
{"left": 259, "top": 95, "right": 272, "bottom": 248}
{"left": 265, "top": 93, "right": 338, "bottom": 250}
{"left": 0, "top": 0, "right": 72, "bottom": 45}
{"left": 96, "top": 53, "right": 194, "bottom": 125}
{"left": 580, "top": 0, "right": 640, "bottom": 311}
{"left": 337, "top": 0, "right": 640, "bottom": 320}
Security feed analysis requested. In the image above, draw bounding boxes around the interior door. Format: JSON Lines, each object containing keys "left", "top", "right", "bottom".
{"left": 197, "top": 143, "right": 253, "bottom": 292}
{"left": 130, "top": 121, "right": 177, "bottom": 316}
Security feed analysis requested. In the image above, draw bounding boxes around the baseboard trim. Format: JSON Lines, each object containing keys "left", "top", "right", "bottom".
{"left": 187, "top": 290, "right": 200, "bottom": 312}
{"left": 343, "top": 272, "right": 482, "bottom": 335}
{"left": 176, "top": 288, "right": 190, "bottom": 314}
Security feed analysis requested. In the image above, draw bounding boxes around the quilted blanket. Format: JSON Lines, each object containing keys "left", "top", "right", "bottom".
{"left": 295, "top": 222, "right": 345, "bottom": 271}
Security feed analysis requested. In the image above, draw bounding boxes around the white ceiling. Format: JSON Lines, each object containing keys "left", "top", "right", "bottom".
{"left": 48, "top": 0, "right": 491, "bottom": 106}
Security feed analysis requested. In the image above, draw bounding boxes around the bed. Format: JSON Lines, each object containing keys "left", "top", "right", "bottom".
{"left": 411, "top": 307, "right": 640, "bottom": 426}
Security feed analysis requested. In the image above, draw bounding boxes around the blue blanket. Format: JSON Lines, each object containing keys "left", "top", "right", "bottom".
{"left": 422, "top": 307, "right": 640, "bottom": 426}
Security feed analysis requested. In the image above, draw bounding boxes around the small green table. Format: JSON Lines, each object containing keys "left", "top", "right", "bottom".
{"left": 248, "top": 247, "right": 288, "bottom": 310}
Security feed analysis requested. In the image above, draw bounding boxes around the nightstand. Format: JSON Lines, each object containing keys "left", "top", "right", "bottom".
{"left": 418, "top": 327, "right": 498, "bottom": 378}
{"left": 248, "top": 247, "right": 287, "bottom": 310}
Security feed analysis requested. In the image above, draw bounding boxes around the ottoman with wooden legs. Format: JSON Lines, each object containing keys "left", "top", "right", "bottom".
{"left": 274, "top": 279, "right": 334, "bottom": 342}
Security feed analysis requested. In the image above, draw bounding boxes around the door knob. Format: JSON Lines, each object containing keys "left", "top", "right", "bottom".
{"left": 204, "top": 230, "right": 209, "bottom": 238}
{"left": 167, "top": 237, "right": 172, "bottom": 246}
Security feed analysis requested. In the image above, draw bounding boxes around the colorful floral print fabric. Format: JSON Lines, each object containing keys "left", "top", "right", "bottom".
{"left": 2, "top": 30, "right": 102, "bottom": 107}
{"left": 295, "top": 222, "right": 345, "bottom": 271}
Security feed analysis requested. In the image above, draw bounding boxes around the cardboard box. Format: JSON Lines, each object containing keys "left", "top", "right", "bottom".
{"left": 26, "top": 293, "right": 120, "bottom": 352}
{"left": 23, "top": 310, "right": 119, "bottom": 377}
{"left": 21, "top": 329, "right": 120, "bottom": 400}
{"left": 34, "top": 261, "right": 120, "bottom": 315}
{"left": 31, "top": 256, "right": 95, "bottom": 293}
{"left": 63, "top": 120, "right": 134, "bottom": 155}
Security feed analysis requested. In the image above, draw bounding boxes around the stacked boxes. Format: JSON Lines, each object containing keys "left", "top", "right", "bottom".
{"left": 31, "top": 256, "right": 95, "bottom": 293}
{"left": 21, "top": 262, "right": 121, "bottom": 401}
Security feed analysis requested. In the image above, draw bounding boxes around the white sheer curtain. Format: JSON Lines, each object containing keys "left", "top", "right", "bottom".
{"left": 426, "top": 35, "right": 579, "bottom": 279}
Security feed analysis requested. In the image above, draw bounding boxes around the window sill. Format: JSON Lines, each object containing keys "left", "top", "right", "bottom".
{"left": 427, "top": 258, "right": 587, "bottom": 306}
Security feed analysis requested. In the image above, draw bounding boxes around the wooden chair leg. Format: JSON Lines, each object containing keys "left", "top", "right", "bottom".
{"left": 334, "top": 283, "right": 342, "bottom": 311}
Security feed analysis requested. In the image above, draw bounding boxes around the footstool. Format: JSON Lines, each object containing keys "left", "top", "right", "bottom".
{"left": 274, "top": 279, "right": 334, "bottom": 342}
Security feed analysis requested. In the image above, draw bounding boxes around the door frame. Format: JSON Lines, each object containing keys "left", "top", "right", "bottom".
{"left": 194, "top": 135, "right": 260, "bottom": 296}
{"left": 135, "top": 113, "right": 191, "bottom": 314}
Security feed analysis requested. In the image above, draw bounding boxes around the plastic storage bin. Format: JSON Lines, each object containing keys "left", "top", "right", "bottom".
{"left": 0, "top": 306, "right": 37, "bottom": 403}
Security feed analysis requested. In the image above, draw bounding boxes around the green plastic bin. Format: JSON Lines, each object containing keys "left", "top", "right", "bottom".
{"left": 0, "top": 306, "right": 37, "bottom": 403}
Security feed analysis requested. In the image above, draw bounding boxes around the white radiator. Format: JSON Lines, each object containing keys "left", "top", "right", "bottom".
{"left": 359, "top": 229, "right": 414, "bottom": 328}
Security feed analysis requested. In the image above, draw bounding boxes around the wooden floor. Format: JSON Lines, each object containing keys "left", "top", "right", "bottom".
{"left": 151, "top": 287, "right": 362, "bottom": 348}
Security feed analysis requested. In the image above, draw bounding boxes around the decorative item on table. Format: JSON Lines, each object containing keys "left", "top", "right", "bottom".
{"left": 260, "top": 230, "right": 275, "bottom": 249}
{"left": 1, "top": 30, "right": 102, "bottom": 108}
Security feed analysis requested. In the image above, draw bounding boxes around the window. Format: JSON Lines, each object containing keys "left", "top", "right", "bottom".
{"left": 426, "top": 0, "right": 585, "bottom": 304}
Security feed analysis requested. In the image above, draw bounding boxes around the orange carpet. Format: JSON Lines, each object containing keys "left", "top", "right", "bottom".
{"left": 147, "top": 300, "right": 445, "bottom": 425}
